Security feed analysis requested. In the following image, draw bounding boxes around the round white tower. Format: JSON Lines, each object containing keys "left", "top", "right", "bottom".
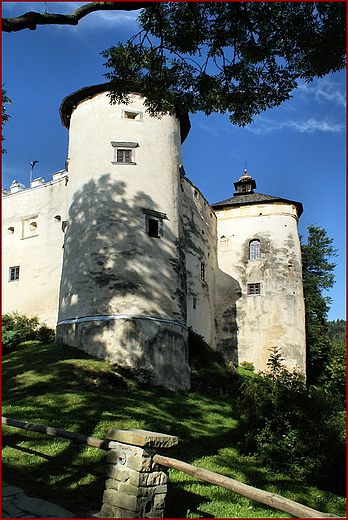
{"left": 213, "top": 170, "right": 306, "bottom": 374}
{"left": 56, "top": 84, "right": 191, "bottom": 389}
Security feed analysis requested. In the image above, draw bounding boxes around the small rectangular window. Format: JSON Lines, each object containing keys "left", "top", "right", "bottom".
{"left": 247, "top": 283, "right": 260, "bottom": 295}
{"left": 122, "top": 110, "right": 143, "bottom": 121}
{"left": 201, "top": 262, "right": 206, "bottom": 281}
{"left": 148, "top": 218, "right": 159, "bottom": 238}
{"left": 9, "top": 265, "right": 20, "bottom": 282}
{"left": 142, "top": 208, "right": 168, "bottom": 238}
{"left": 117, "top": 149, "right": 132, "bottom": 163}
{"left": 249, "top": 240, "right": 260, "bottom": 260}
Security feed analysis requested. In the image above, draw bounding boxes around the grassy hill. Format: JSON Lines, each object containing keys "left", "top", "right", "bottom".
{"left": 2, "top": 340, "right": 346, "bottom": 518}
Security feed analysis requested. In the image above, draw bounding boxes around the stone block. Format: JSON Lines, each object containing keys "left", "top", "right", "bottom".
{"left": 105, "top": 464, "right": 131, "bottom": 481}
{"left": 100, "top": 503, "right": 140, "bottom": 518}
{"left": 102, "top": 488, "right": 168, "bottom": 514}
{"left": 107, "top": 444, "right": 155, "bottom": 472}
{"left": 106, "top": 465, "right": 167, "bottom": 487}
{"left": 153, "top": 493, "right": 167, "bottom": 509}
{"left": 103, "top": 489, "right": 141, "bottom": 511}
{"left": 106, "top": 429, "right": 178, "bottom": 448}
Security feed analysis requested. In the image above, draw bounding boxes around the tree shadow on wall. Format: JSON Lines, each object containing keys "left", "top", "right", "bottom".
{"left": 57, "top": 174, "right": 188, "bottom": 383}
{"left": 214, "top": 267, "right": 241, "bottom": 366}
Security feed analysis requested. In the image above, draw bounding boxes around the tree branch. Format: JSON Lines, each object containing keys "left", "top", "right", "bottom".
{"left": 2, "top": 2, "right": 153, "bottom": 33}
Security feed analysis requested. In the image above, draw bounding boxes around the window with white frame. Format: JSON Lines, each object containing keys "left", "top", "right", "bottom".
{"left": 111, "top": 141, "right": 139, "bottom": 165}
{"left": 249, "top": 239, "right": 260, "bottom": 260}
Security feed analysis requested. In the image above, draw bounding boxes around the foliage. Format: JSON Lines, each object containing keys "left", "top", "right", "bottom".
{"left": 103, "top": 2, "right": 346, "bottom": 125}
{"left": 266, "top": 346, "right": 285, "bottom": 381}
{"left": 188, "top": 327, "right": 226, "bottom": 370}
{"left": 37, "top": 324, "right": 56, "bottom": 344}
{"left": 239, "top": 361, "right": 255, "bottom": 372}
{"left": 236, "top": 351, "right": 346, "bottom": 496}
{"left": 2, "top": 313, "right": 55, "bottom": 352}
{"left": 2, "top": 341, "right": 345, "bottom": 518}
{"left": 300, "top": 225, "right": 338, "bottom": 385}
{"left": 2, "top": 87, "right": 13, "bottom": 153}
{"left": 322, "top": 341, "right": 346, "bottom": 399}
{"left": 327, "top": 318, "right": 346, "bottom": 345}
{"left": 188, "top": 327, "right": 241, "bottom": 397}
{"left": 2, "top": 313, "right": 40, "bottom": 352}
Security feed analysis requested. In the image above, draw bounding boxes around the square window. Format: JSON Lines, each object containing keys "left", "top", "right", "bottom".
{"left": 247, "top": 283, "right": 260, "bottom": 295}
{"left": 111, "top": 141, "right": 138, "bottom": 165}
{"left": 9, "top": 265, "right": 20, "bottom": 281}
{"left": 117, "top": 149, "right": 132, "bottom": 163}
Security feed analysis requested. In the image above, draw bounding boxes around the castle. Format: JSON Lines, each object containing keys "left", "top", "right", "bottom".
{"left": 2, "top": 84, "right": 306, "bottom": 389}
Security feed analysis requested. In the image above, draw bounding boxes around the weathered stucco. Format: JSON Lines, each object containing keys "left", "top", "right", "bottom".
{"left": 182, "top": 178, "right": 217, "bottom": 346}
{"left": 215, "top": 202, "right": 306, "bottom": 372}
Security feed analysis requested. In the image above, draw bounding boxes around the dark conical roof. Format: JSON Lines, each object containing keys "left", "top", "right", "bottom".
{"left": 212, "top": 169, "right": 303, "bottom": 217}
{"left": 59, "top": 83, "right": 191, "bottom": 143}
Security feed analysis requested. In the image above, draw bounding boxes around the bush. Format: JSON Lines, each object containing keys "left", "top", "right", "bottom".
{"left": 37, "top": 325, "right": 55, "bottom": 344}
{"left": 239, "top": 361, "right": 255, "bottom": 372}
{"left": 188, "top": 328, "right": 241, "bottom": 396}
{"left": 236, "top": 350, "right": 346, "bottom": 496}
{"left": 2, "top": 313, "right": 39, "bottom": 352}
{"left": 2, "top": 313, "right": 55, "bottom": 352}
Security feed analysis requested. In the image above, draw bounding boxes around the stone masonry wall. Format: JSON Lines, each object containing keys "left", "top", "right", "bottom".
{"left": 100, "top": 429, "right": 178, "bottom": 518}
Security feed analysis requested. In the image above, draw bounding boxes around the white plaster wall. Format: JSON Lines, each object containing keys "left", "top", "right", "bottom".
{"left": 2, "top": 176, "right": 68, "bottom": 327}
{"left": 58, "top": 92, "right": 186, "bottom": 325}
{"left": 182, "top": 177, "right": 217, "bottom": 346}
{"left": 215, "top": 202, "right": 306, "bottom": 373}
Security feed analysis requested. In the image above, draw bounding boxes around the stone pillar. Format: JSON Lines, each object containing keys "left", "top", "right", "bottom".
{"left": 100, "top": 429, "right": 178, "bottom": 518}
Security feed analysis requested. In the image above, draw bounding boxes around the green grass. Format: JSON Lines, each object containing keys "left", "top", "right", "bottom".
{"left": 2, "top": 341, "right": 346, "bottom": 518}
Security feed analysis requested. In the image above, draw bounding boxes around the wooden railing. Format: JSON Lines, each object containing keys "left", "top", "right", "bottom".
{"left": 2, "top": 417, "right": 342, "bottom": 519}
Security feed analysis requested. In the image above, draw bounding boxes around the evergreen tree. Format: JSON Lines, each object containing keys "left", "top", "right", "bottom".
{"left": 300, "top": 225, "right": 337, "bottom": 385}
{"left": 327, "top": 319, "right": 346, "bottom": 345}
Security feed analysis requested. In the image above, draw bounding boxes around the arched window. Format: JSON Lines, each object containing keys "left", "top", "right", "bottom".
{"left": 249, "top": 240, "right": 260, "bottom": 260}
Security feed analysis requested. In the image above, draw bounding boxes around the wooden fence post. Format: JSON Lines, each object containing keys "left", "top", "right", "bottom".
{"left": 100, "top": 429, "right": 178, "bottom": 518}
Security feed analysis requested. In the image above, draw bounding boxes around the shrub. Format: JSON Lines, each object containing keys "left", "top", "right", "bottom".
{"left": 2, "top": 313, "right": 56, "bottom": 351}
{"left": 2, "top": 313, "right": 39, "bottom": 352}
{"left": 188, "top": 328, "right": 241, "bottom": 396}
{"left": 239, "top": 361, "right": 255, "bottom": 372}
{"left": 37, "top": 325, "right": 55, "bottom": 344}
{"left": 236, "top": 351, "right": 346, "bottom": 496}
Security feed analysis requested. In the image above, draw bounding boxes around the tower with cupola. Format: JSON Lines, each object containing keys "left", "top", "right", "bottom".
{"left": 212, "top": 169, "right": 306, "bottom": 373}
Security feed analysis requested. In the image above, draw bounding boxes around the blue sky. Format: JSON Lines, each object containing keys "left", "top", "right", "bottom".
{"left": 2, "top": 2, "right": 346, "bottom": 321}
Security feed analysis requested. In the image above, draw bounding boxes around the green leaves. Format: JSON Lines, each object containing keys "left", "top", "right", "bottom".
{"left": 300, "top": 225, "right": 338, "bottom": 385}
{"left": 2, "top": 87, "right": 13, "bottom": 153}
{"left": 102, "top": 2, "right": 346, "bottom": 124}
